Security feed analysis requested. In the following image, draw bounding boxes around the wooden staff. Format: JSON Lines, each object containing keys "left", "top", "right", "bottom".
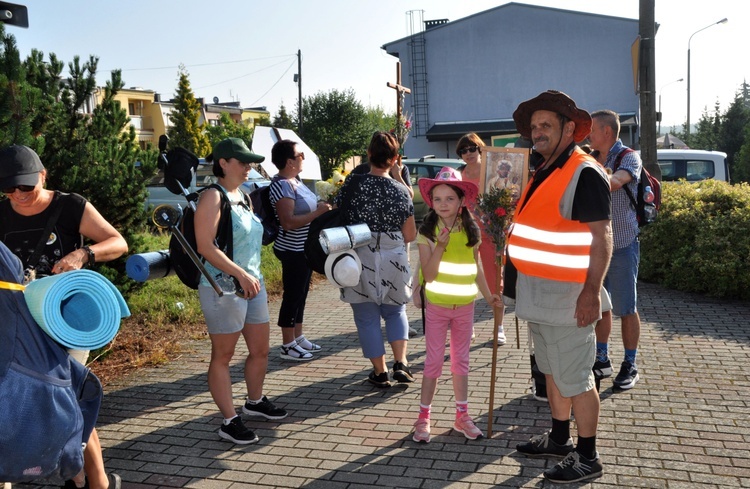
{"left": 487, "top": 259, "right": 503, "bottom": 438}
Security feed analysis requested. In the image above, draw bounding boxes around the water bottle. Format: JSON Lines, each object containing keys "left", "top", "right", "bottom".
{"left": 643, "top": 185, "right": 655, "bottom": 204}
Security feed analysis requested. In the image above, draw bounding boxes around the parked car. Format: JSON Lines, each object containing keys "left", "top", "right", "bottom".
{"left": 403, "top": 156, "right": 464, "bottom": 221}
{"left": 146, "top": 158, "right": 270, "bottom": 210}
{"left": 653, "top": 149, "right": 729, "bottom": 183}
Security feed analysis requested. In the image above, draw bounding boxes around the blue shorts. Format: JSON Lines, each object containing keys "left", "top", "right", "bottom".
{"left": 604, "top": 238, "right": 639, "bottom": 317}
{"left": 199, "top": 281, "right": 270, "bottom": 334}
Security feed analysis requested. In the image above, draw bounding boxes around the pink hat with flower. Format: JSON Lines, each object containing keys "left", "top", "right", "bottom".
{"left": 418, "top": 166, "right": 479, "bottom": 209}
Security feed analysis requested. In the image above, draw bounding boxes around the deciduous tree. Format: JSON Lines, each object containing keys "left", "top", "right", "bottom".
{"left": 300, "top": 89, "right": 369, "bottom": 178}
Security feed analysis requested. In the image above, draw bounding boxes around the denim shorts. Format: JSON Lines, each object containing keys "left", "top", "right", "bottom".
{"left": 198, "top": 281, "right": 269, "bottom": 334}
{"left": 604, "top": 238, "right": 639, "bottom": 317}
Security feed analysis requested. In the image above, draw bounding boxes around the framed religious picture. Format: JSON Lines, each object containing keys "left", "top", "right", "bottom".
{"left": 479, "top": 146, "right": 531, "bottom": 200}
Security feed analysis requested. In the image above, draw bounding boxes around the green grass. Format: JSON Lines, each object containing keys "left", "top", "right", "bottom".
{"left": 126, "top": 231, "right": 283, "bottom": 323}
{"left": 91, "top": 231, "right": 287, "bottom": 382}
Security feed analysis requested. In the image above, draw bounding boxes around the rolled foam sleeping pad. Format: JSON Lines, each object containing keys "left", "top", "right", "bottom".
{"left": 126, "top": 250, "right": 174, "bottom": 282}
{"left": 22, "top": 269, "right": 130, "bottom": 350}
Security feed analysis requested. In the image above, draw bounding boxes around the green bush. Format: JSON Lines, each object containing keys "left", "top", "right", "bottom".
{"left": 640, "top": 180, "right": 750, "bottom": 299}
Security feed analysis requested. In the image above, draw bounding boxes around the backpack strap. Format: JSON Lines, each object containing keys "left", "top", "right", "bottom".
{"left": 613, "top": 148, "right": 638, "bottom": 210}
{"left": 208, "top": 183, "right": 234, "bottom": 260}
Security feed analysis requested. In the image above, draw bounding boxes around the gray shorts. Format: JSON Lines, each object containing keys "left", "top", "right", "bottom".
{"left": 529, "top": 321, "right": 596, "bottom": 398}
{"left": 198, "top": 282, "right": 270, "bottom": 334}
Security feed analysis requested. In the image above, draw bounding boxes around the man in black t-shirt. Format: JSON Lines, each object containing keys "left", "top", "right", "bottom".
{"left": 508, "top": 91, "right": 612, "bottom": 484}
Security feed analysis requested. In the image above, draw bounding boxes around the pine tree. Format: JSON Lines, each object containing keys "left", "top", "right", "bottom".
{"left": 167, "top": 66, "right": 210, "bottom": 157}
{"left": 272, "top": 102, "right": 296, "bottom": 130}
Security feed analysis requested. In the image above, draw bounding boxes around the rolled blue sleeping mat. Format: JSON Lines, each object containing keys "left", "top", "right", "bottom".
{"left": 126, "top": 250, "right": 174, "bottom": 282}
{"left": 23, "top": 269, "right": 130, "bottom": 350}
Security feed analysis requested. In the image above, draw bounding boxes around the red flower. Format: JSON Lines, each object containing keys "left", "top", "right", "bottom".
{"left": 495, "top": 208, "right": 507, "bottom": 217}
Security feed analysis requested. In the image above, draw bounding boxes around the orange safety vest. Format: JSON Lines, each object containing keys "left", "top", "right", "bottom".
{"left": 507, "top": 149, "right": 595, "bottom": 283}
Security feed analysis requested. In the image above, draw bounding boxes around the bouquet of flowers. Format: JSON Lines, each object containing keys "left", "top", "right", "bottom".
{"left": 390, "top": 111, "right": 413, "bottom": 148}
{"left": 476, "top": 186, "right": 519, "bottom": 265}
{"left": 315, "top": 169, "right": 348, "bottom": 204}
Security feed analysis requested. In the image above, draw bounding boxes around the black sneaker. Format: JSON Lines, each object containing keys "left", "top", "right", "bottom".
{"left": 592, "top": 358, "right": 613, "bottom": 380}
{"left": 367, "top": 370, "right": 391, "bottom": 388}
{"left": 219, "top": 416, "right": 259, "bottom": 444}
{"left": 516, "top": 432, "right": 575, "bottom": 459}
{"left": 242, "top": 396, "right": 289, "bottom": 420}
{"left": 392, "top": 361, "right": 415, "bottom": 383}
{"left": 613, "top": 361, "right": 640, "bottom": 389}
{"left": 62, "top": 473, "right": 121, "bottom": 489}
{"left": 543, "top": 451, "right": 603, "bottom": 483}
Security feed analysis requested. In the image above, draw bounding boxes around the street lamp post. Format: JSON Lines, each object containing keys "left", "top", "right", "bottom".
{"left": 659, "top": 78, "right": 684, "bottom": 135}
{"left": 687, "top": 18, "right": 728, "bottom": 138}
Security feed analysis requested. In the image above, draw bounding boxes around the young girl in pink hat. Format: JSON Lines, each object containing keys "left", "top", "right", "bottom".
{"left": 412, "top": 167, "right": 502, "bottom": 443}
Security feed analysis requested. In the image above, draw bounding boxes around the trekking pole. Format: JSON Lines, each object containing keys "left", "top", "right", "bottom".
{"left": 152, "top": 204, "right": 223, "bottom": 297}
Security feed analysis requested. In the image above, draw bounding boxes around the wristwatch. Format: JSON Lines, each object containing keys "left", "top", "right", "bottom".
{"left": 82, "top": 245, "right": 96, "bottom": 268}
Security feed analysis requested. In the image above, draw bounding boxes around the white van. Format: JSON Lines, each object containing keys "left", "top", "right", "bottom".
{"left": 655, "top": 149, "right": 729, "bottom": 183}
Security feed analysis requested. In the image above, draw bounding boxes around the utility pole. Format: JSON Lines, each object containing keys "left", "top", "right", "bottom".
{"left": 297, "top": 49, "right": 303, "bottom": 136}
{"left": 639, "top": 0, "right": 661, "bottom": 180}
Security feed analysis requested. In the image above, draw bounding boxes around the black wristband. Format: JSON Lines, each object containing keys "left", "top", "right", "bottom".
{"left": 82, "top": 245, "right": 96, "bottom": 268}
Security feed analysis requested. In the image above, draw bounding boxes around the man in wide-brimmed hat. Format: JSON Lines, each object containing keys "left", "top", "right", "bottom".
{"left": 507, "top": 91, "right": 613, "bottom": 484}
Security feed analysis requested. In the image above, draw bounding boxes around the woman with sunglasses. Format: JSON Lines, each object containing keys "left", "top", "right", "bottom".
{"left": 0, "top": 144, "right": 126, "bottom": 489}
{"left": 268, "top": 139, "right": 330, "bottom": 361}
{"left": 455, "top": 133, "right": 506, "bottom": 345}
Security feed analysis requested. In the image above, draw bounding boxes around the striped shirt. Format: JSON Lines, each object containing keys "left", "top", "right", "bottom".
{"left": 269, "top": 177, "right": 318, "bottom": 252}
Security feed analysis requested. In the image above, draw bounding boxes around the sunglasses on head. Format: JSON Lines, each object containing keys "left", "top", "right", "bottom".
{"left": 2, "top": 184, "right": 36, "bottom": 194}
{"left": 457, "top": 146, "right": 479, "bottom": 156}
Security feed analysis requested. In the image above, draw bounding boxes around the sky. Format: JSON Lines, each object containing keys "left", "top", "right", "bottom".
{"left": 7, "top": 0, "right": 748, "bottom": 129}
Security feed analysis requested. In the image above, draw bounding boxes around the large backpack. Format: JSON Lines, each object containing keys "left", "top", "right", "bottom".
{"left": 0, "top": 241, "right": 102, "bottom": 483}
{"left": 304, "top": 174, "right": 362, "bottom": 274}
{"left": 168, "top": 184, "right": 247, "bottom": 289}
{"left": 305, "top": 208, "right": 345, "bottom": 274}
{"left": 249, "top": 183, "right": 279, "bottom": 246}
{"left": 615, "top": 148, "right": 662, "bottom": 227}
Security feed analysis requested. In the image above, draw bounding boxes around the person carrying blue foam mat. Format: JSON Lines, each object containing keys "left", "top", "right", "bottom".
{"left": 0, "top": 145, "right": 125, "bottom": 489}
{"left": 0, "top": 241, "right": 103, "bottom": 485}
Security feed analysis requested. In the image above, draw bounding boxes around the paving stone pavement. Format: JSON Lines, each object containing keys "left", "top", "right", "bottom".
{"left": 17, "top": 264, "right": 750, "bottom": 488}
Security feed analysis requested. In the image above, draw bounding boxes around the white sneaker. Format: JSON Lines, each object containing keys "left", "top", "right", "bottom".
{"left": 496, "top": 327, "right": 506, "bottom": 345}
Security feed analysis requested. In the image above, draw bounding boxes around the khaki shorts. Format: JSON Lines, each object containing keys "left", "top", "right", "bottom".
{"left": 529, "top": 321, "right": 596, "bottom": 398}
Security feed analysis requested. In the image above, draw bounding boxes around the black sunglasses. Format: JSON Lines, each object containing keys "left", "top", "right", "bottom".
{"left": 457, "top": 146, "right": 479, "bottom": 156}
{"left": 2, "top": 184, "right": 36, "bottom": 194}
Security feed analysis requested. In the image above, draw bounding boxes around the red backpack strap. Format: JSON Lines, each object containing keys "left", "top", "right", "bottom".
{"left": 613, "top": 148, "right": 635, "bottom": 171}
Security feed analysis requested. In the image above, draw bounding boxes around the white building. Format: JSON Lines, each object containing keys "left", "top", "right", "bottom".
{"left": 382, "top": 2, "right": 640, "bottom": 158}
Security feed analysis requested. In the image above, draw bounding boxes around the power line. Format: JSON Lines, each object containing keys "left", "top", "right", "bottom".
{"left": 249, "top": 59, "right": 296, "bottom": 107}
{"left": 194, "top": 58, "right": 293, "bottom": 90}
{"left": 113, "top": 54, "right": 296, "bottom": 72}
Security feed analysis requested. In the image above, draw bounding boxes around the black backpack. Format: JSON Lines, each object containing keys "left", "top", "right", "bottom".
{"left": 0, "top": 241, "right": 102, "bottom": 483}
{"left": 304, "top": 174, "right": 361, "bottom": 274}
{"left": 614, "top": 148, "right": 662, "bottom": 227}
{"left": 169, "top": 184, "right": 246, "bottom": 289}
{"left": 305, "top": 208, "right": 345, "bottom": 274}
{"left": 249, "top": 183, "right": 279, "bottom": 246}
